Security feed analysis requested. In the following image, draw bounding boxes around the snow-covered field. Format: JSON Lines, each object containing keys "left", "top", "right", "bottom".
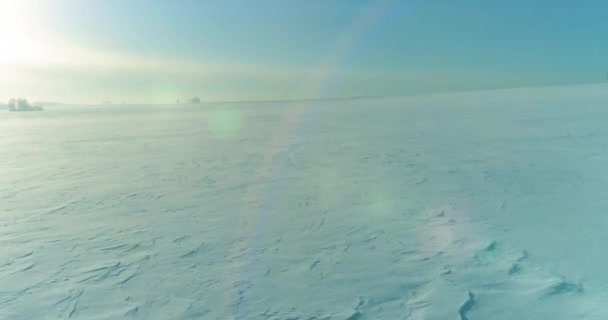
{"left": 3, "top": 84, "right": 608, "bottom": 319}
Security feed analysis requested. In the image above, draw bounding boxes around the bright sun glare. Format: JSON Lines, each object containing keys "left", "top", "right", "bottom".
{"left": 0, "top": 0, "right": 57, "bottom": 66}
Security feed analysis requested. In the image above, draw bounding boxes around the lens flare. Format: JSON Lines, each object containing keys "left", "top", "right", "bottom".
{"left": 224, "top": 1, "right": 395, "bottom": 317}
{"left": 208, "top": 108, "right": 241, "bottom": 139}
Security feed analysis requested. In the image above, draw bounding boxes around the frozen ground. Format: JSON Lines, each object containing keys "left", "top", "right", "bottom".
{"left": 2, "top": 83, "right": 608, "bottom": 319}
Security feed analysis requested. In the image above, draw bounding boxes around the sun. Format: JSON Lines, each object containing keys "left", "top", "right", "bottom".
{"left": 0, "top": 0, "right": 55, "bottom": 66}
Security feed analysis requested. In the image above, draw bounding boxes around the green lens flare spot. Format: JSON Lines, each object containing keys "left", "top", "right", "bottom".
{"left": 209, "top": 108, "right": 240, "bottom": 139}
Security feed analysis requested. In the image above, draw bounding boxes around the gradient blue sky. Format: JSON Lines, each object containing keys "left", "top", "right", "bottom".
{"left": 1, "top": 0, "right": 607, "bottom": 103}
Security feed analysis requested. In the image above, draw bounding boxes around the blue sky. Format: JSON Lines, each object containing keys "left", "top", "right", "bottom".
{"left": 1, "top": 0, "right": 607, "bottom": 103}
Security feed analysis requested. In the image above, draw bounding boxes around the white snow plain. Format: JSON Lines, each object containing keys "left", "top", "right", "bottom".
{"left": 2, "top": 83, "right": 608, "bottom": 319}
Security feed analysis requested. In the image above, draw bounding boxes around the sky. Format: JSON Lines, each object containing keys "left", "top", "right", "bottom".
{"left": 1, "top": 0, "right": 607, "bottom": 104}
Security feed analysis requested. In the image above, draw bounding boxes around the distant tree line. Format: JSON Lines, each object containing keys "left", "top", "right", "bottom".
{"left": 7, "top": 98, "right": 44, "bottom": 112}
{"left": 177, "top": 97, "right": 202, "bottom": 104}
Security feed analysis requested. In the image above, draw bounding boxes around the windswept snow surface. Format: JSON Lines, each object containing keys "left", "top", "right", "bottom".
{"left": 3, "top": 84, "right": 608, "bottom": 319}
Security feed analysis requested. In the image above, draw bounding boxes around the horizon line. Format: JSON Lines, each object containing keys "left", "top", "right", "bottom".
{"left": 9, "top": 80, "right": 606, "bottom": 107}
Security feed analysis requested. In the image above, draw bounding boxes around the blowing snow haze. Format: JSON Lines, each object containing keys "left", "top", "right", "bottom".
{"left": 3, "top": 1, "right": 608, "bottom": 320}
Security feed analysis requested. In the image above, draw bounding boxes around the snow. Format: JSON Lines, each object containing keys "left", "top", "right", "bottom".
{"left": 2, "top": 83, "right": 608, "bottom": 319}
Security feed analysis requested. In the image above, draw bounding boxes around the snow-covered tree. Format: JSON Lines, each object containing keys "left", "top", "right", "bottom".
{"left": 7, "top": 98, "right": 43, "bottom": 112}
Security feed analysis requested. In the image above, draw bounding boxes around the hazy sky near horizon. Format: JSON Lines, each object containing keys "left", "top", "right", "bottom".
{"left": 1, "top": 0, "right": 607, "bottom": 104}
